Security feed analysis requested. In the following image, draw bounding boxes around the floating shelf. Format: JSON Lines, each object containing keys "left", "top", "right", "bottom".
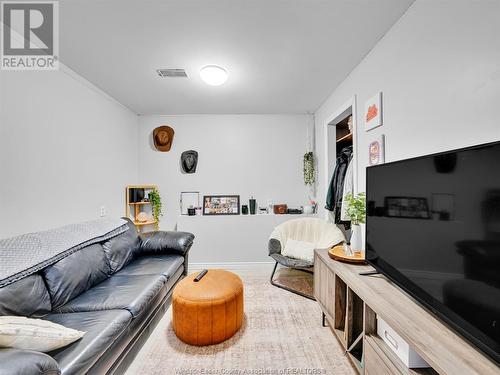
{"left": 133, "top": 220, "right": 157, "bottom": 226}
{"left": 337, "top": 132, "right": 353, "bottom": 143}
{"left": 126, "top": 184, "right": 158, "bottom": 232}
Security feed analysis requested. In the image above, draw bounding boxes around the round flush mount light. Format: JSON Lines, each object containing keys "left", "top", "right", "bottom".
{"left": 200, "top": 65, "right": 229, "bottom": 86}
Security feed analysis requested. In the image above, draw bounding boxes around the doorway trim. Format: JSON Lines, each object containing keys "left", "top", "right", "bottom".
{"left": 322, "top": 95, "right": 358, "bottom": 220}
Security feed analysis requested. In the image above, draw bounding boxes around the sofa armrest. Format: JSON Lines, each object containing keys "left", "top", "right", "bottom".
{"left": 0, "top": 349, "right": 60, "bottom": 375}
{"left": 140, "top": 231, "right": 194, "bottom": 256}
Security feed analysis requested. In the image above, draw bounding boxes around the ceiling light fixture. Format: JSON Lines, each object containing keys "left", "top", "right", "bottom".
{"left": 200, "top": 65, "right": 228, "bottom": 86}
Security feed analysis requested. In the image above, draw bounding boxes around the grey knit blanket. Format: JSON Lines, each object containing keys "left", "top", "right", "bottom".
{"left": 0, "top": 218, "right": 128, "bottom": 287}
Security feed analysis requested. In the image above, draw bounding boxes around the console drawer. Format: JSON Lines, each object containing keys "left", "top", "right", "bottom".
{"left": 365, "top": 335, "right": 401, "bottom": 375}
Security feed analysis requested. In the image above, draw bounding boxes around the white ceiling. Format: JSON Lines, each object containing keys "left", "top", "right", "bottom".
{"left": 59, "top": 0, "right": 414, "bottom": 115}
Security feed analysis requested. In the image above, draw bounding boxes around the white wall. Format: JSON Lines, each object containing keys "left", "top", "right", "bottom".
{"left": 0, "top": 67, "right": 139, "bottom": 237}
{"left": 315, "top": 0, "right": 500, "bottom": 216}
{"left": 177, "top": 214, "right": 317, "bottom": 264}
{"left": 138, "top": 114, "right": 311, "bottom": 232}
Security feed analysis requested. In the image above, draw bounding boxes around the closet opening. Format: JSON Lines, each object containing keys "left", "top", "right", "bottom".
{"left": 324, "top": 98, "right": 357, "bottom": 236}
{"left": 332, "top": 108, "right": 353, "bottom": 157}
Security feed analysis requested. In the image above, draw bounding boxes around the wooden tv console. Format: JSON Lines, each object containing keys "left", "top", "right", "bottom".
{"left": 313, "top": 249, "right": 500, "bottom": 375}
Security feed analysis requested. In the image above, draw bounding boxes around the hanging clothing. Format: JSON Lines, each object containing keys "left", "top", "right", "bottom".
{"left": 340, "top": 158, "right": 354, "bottom": 221}
{"left": 325, "top": 146, "right": 353, "bottom": 224}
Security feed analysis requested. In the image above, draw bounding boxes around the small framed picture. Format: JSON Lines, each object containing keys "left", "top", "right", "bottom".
{"left": 385, "top": 197, "right": 430, "bottom": 219}
{"left": 368, "top": 134, "right": 385, "bottom": 166}
{"left": 203, "top": 195, "right": 240, "bottom": 215}
{"left": 180, "top": 191, "right": 200, "bottom": 215}
{"left": 365, "top": 92, "right": 383, "bottom": 131}
{"left": 431, "top": 193, "right": 455, "bottom": 221}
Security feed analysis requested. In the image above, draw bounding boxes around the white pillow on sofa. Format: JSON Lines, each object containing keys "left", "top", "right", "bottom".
{"left": 282, "top": 239, "right": 316, "bottom": 262}
{"left": 0, "top": 316, "right": 85, "bottom": 352}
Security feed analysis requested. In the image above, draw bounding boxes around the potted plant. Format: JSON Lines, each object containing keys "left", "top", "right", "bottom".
{"left": 344, "top": 192, "right": 366, "bottom": 254}
{"left": 303, "top": 151, "right": 315, "bottom": 186}
{"left": 148, "top": 188, "right": 163, "bottom": 230}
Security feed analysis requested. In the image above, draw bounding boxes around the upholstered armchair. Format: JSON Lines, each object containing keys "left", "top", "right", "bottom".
{"left": 268, "top": 217, "right": 345, "bottom": 299}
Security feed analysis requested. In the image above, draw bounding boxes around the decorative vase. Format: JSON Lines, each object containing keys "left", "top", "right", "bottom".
{"left": 350, "top": 224, "right": 363, "bottom": 253}
{"left": 241, "top": 205, "right": 248, "bottom": 215}
{"left": 303, "top": 205, "right": 314, "bottom": 214}
{"left": 249, "top": 198, "right": 256, "bottom": 215}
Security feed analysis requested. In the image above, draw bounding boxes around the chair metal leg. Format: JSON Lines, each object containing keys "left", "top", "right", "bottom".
{"left": 270, "top": 262, "right": 316, "bottom": 300}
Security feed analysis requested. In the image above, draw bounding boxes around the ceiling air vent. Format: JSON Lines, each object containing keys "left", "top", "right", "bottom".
{"left": 156, "top": 69, "right": 188, "bottom": 78}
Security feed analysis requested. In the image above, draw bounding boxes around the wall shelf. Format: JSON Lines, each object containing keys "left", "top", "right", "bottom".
{"left": 336, "top": 132, "right": 353, "bottom": 143}
{"left": 133, "top": 220, "right": 157, "bottom": 226}
{"left": 178, "top": 213, "right": 318, "bottom": 218}
{"left": 125, "top": 184, "right": 158, "bottom": 232}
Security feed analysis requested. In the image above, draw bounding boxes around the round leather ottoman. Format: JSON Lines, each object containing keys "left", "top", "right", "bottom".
{"left": 172, "top": 270, "right": 244, "bottom": 346}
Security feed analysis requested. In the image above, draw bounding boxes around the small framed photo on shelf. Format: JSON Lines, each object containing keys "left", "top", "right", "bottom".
{"left": 365, "top": 92, "right": 383, "bottom": 131}
{"left": 384, "top": 196, "right": 430, "bottom": 219}
{"left": 431, "top": 193, "right": 455, "bottom": 221}
{"left": 203, "top": 195, "right": 240, "bottom": 215}
{"left": 180, "top": 191, "right": 200, "bottom": 215}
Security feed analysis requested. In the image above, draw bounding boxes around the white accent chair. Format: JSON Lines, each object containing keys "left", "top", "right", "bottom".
{"left": 268, "top": 217, "right": 345, "bottom": 299}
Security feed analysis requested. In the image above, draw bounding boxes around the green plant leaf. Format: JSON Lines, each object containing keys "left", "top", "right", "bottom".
{"left": 148, "top": 188, "right": 163, "bottom": 228}
{"left": 344, "top": 192, "right": 366, "bottom": 225}
{"left": 303, "top": 151, "right": 315, "bottom": 185}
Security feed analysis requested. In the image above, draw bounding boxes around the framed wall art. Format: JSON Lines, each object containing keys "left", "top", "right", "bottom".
{"left": 365, "top": 92, "right": 383, "bottom": 131}
{"left": 368, "top": 134, "right": 385, "bottom": 165}
{"left": 431, "top": 193, "right": 455, "bottom": 221}
{"left": 180, "top": 191, "right": 200, "bottom": 215}
{"left": 203, "top": 195, "right": 240, "bottom": 215}
{"left": 384, "top": 196, "right": 430, "bottom": 219}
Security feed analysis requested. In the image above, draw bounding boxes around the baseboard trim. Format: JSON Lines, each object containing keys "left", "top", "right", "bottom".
{"left": 189, "top": 261, "right": 275, "bottom": 270}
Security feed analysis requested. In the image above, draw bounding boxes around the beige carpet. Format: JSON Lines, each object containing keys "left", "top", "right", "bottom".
{"left": 125, "top": 269, "right": 356, "bottom": 375}
{"left": 272, "top": 266, "right": 315, "bottom": 298}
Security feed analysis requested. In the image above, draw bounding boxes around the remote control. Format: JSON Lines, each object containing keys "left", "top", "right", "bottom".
{"left": 194, "top": 269, "right": 208, "bottom": 282}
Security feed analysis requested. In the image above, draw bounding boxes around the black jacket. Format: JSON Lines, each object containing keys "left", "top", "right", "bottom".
{"left": 325, "top": 146, "right": 353, "bottom": 224}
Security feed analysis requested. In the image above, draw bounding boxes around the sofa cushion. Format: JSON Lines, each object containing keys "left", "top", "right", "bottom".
{"left": 0, "top": 316, "right": 85, "bottom": 353}
{"left": 43, "top": 310, "right": 131, "bottom": 375}
{"left": 116, "top": 254, "right": 184, "bottom": 279}
{"left": 0, "top": 348, "right": 60, "bottom": 375}
{"left": 0, "top": 275, "right": 51, "bottom": 318}
{"left": 42, "top": 244, "right": 111, "bottom": 309}
{"left": 282, "top": 239, "right": 315, "bottom": 262}
{"left": 102, "top": 219, "right": 141, "bottom": 274}
{"left": 54, "top": 274, "right": 166, "bottom": 318}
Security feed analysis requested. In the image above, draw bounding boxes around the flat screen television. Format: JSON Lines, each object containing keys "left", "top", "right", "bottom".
{"left": 366, "top": 140, "right": 500, "bottom": 364}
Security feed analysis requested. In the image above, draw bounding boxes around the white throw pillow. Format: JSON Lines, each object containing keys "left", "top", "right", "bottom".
{"left": 282, "top": 239, "right": 316, "bottom": 262}
{"left": 0, "top": 316, "right": 85, "bottom": 352}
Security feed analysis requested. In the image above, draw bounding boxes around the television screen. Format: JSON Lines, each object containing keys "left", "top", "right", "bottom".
{"left": 366, "top": 141, "right": 500, "bottom": 364}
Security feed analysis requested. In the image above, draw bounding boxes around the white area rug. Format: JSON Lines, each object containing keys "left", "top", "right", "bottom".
{"left": 125, "top": 269, "right": 356, "bottom": 375}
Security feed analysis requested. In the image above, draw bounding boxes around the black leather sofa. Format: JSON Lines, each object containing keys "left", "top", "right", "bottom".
{"left": 0, "top": 219, "right": 194, "bottom": 375}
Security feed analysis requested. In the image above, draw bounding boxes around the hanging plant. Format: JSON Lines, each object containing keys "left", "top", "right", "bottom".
{"left": 148, "top": 188, "right": 163, "bottom": 229}
{"left": 303, "top": 151, "right": 315, "bottom": 185}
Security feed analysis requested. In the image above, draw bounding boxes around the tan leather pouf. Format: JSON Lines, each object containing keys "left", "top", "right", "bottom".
{"left": 172, "top": 269, "right": 244, "bottom": 346}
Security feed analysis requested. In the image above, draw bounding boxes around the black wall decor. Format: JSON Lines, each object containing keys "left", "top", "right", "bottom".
{"left": 434, "top": 153, "right": 457, "bottom": 173}
{"left": 181, "top": 150, "right": 198, "bottom": 174}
